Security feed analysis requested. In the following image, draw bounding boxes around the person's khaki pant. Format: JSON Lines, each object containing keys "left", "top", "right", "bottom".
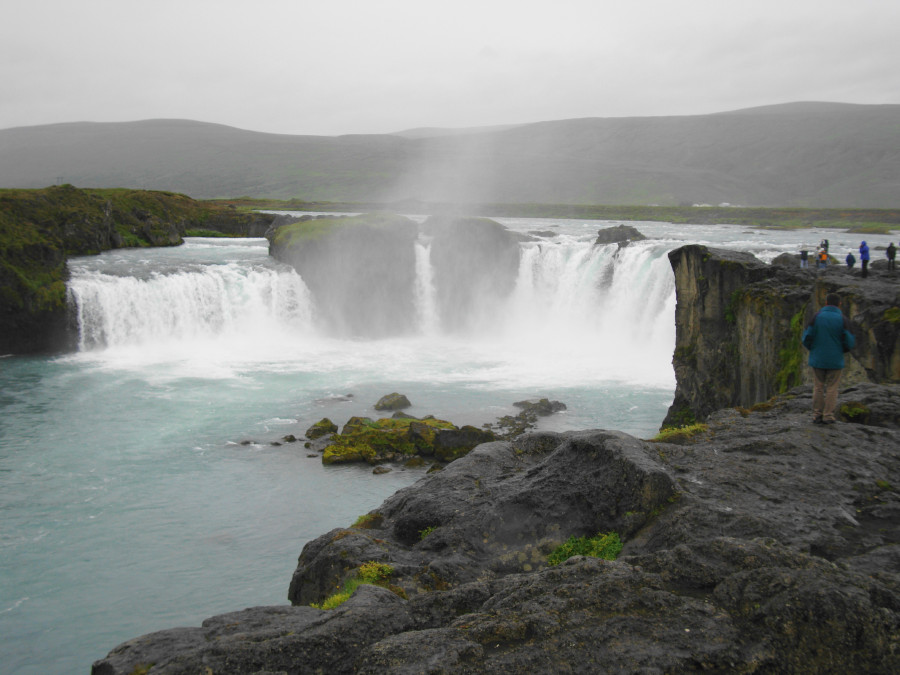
{"left": 812, "top": 368, "right": 843, "bottom": 421}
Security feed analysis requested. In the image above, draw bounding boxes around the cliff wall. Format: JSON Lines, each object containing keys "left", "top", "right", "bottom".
{"left": 0, "top": 185, "right": 275, "bottom": 354}
{"left": 664, "top": 245, "right": 900, "bottom": 426}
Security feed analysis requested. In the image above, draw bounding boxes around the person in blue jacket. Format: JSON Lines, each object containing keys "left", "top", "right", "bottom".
{"left": 859, "top": 241, "right": 870, "bottom": 278}
{"left": 801, "top": 293, "right": 856, "bottom": 424}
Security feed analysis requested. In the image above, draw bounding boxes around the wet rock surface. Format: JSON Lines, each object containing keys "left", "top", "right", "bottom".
{"left": 94, "top": 384, "right": 900, "bottom": 674}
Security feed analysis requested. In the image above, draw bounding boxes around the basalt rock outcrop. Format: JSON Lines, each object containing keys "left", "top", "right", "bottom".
{"left": 267, "top": 214, "right": 523, "bottom": 337}
{"left": 664, "top": 244, "right": 900, "bottom": 427}
{"left": 93, "top": 383, "right": 900, "bottom": 674}
{"left": 593, "top": 223, "right": 647, "bottom": 248}
{"left": 0, "top": 185, "right": 277, "bottom": 354}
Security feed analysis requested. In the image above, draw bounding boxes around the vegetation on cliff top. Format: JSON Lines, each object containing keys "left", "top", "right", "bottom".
{"left": 270, "top": 212, "right": 416, "bottom": 250}
{"left": 0, "top": 185, "right": 273, "bottom": 354}
{"left": 218, "top": 197, "right": 900, "bottom": 231}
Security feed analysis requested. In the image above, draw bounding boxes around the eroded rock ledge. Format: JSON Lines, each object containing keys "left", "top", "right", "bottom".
{"left": 664, "top": 244, "right": 900, "bottom": 426}
{"left": 93, "top": 384, "right": 900, "bottom": 674}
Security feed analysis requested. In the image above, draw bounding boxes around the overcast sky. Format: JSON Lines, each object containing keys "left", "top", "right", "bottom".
{"left": 3, "top": 0, "right": 899, "bottom": 136}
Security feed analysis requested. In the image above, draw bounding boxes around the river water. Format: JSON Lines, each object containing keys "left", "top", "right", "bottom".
{"left": 0, "top": 215, "right": 893, "bottom": 673}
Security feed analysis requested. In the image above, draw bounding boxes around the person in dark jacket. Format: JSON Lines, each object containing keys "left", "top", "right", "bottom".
{"left": 859, "top": 241, "right": 870, "bottom": 278}
{"left": 846, "top": 251, "right": 856, "bottom": 268}
{"left": 887, "top": 242, "right": 897, "bottom": 271}
{"left": 801, "top": 293, "right": 856, "bottom": 424}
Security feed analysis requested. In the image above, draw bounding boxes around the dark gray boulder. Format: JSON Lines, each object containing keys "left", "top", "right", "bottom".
{"left": 512, "top": 397, "right": 567, "bottom": 415}
{"left": 594, "top": 224, "right": 647, "bottom": 248}
{"left": 771, "top": 251, "right": 799, "bottom": 267}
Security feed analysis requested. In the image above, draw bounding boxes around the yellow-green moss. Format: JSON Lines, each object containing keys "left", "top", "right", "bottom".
{"left": 650, "top": 423, "right": 709, "bottom": 443}
{"left": 547, "top": 532, "right": 623, "bottom": 565}
{"left": 322, "top": 416, "right": 456, "bottom": 464}
{"left": 883, "top": 307, "right": 900, "bottom": 324}
{"left": 310, "top": 561, "right": 396, "bottom": 610}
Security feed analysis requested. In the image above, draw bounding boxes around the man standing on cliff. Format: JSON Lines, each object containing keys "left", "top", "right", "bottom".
{"left": 802, "top": 293, "right": 855, "bottom": 424}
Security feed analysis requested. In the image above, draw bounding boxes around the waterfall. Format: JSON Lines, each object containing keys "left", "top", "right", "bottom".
{"left": 414, "top": 237, "right": 439, "bottom": 335}
{"left": 66, "top": 234, "right": 675, "bottom": 387}
{"left": 482, "top": 238, "right": 675, "bottom": 385}
{"left": 69, "top": 263, "right": 315, "bottom": 351}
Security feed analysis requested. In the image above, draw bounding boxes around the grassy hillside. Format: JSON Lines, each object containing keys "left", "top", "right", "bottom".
{"left": 1, "top": 103, "right": 898, "bottom": 208}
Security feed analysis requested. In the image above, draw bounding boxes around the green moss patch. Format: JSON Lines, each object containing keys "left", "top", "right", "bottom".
{"left": 547, "top": 532, "right": 623, "bottom": 565}
{"left": 322, "top": 416, "right": 457, "bottom": 464}
{"left": 650, "top": 423, "right": 709, "bottom": 443}
{"left": 839, "top": 401, "right": 871, "bottom": 424}
{"left": 272, "top": 212, "right": 415, "bottom": 250}
{"left": 310, "top": 561, "right": 396, "bottom": 610}
{"left": 775, "top": 310, "right": 805, "bottom": 393}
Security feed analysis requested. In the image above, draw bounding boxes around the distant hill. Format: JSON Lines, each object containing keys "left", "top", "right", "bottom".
{"left": 1, "top": 102, "right": 898, "bottom": 207}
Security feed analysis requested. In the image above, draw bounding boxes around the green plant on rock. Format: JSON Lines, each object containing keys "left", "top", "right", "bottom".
{"left": 419, "top": 526, "right": 437, "bottom": 540}
{"left": 883, "top": 307, "right": 900, "bottom": 324}
{"left": 665, "top": 405, "right": 697, "bottom": 428}
{"left": 775, "top": 310, "right": 805, "bottom": 393}
{"left": 724, "top": 289, "right": 743, "bottom": 324}
{"left": 310, "top": 561, "right": 396, "bottom": 610}
{"left": 650, "top": 423, "right": 708, "bottom": 443}
{"left": 547, "top": 532, "right": 623, "bottom": 565}
{"left": 358, "top": 561, "right": 394, "bottom": 584}
{"left": 839, "top": 401, "right": 870, "bottom": 424}
{"left": 352, "top": 512, "right": 383, "bottom": 529}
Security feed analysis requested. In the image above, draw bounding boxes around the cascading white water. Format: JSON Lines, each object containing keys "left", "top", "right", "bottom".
{"left": 68, "top": 255, "right": 316, "bottom": 373}
{"left": 66, "top": 235, "right": 675, "bottom": 387}
{"left": 487, "top": 237, "right": 676, "bottom": 386}
{"left": 413, "top": 237, "right": 439, "bottom": 335}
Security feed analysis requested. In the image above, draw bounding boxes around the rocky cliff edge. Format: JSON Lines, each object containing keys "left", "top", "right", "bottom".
{"left": 664, "top": 245, "right": 900, "bottom": 427}
{"left": 93, "top": 383, "right": 900, "bottom": 674}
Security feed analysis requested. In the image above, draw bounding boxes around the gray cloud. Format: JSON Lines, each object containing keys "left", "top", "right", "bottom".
{"left": 2, "top": 0, "right": 899, "bottom": 135}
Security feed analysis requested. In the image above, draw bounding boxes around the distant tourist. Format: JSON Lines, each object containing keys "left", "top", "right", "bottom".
{"left": 820, "top": 238, "right": 829, "bottom": 253}
{"left": 887, "top": 242, "right": 897, "bottom": 271}
{"left": 799, "top": 249, "right": 809, "bottom": 269}
{"left": 859, "top": 241, "right": 870, "bottom": 278}
{"left": 817, "top": 248, "right": 828, "bottom": 269}
{"left": 846, "top": 251, "right": 856, "bottom": 269}
{"left": 801, "top": 293, "right": 855, "bottom": 425}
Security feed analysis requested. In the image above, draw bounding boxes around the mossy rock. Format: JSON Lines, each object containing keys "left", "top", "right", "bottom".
{"left": 374, "top": 392, "right": 411, "bottom": 411}
{"left": 305, "top": 418, "right": 338, "bottom": 440}
{"left": 323, "top": 416, "right": 457, "bottom": 465}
